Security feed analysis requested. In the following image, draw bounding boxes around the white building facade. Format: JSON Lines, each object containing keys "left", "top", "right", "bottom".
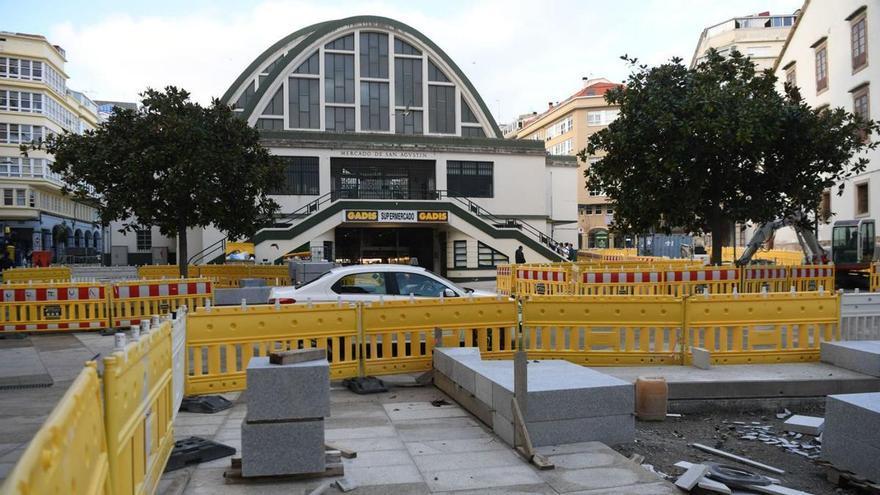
{"left": 180, "top": 16, "right": 577, "bottom": 280}
{"left": 774, "top": 0, "right": 878, "bottom": 244}
{"left": 0, "top": 32, "right": 103, "bottom": 266}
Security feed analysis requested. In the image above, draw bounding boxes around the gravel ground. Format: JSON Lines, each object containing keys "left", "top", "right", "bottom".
{"left": 614, "top": 403, "right": 859, "bottom": 495}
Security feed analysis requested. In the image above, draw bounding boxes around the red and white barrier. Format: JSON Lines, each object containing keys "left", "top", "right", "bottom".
{"left": 2, "top": 284, "right": 107, "bottom": 331}
{"left": 582, "top": 271, "right": 661, "bottom": 284}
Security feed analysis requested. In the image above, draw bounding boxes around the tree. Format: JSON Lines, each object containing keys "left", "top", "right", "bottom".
{"left": 24, "top": 86, "right": 282, "bottom": 276}
{"left": 581, "top": 50, "right": 878, "bottom": 265}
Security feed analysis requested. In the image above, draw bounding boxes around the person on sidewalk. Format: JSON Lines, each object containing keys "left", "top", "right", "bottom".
{"left": 515, "top": 246, "right": 525, "bottom": 264}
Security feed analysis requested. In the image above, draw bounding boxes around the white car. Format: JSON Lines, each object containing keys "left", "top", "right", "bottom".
{"left": 269, "top": 264, "right": 495, "bottom": 303}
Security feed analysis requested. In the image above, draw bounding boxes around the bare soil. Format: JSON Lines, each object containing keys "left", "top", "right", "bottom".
{"left": 613, "top": 402, "right": 859, "bottom": 495}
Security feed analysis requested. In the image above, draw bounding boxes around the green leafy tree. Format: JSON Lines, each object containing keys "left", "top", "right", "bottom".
{"left": 581, "top": 50, "right": 877, "bottom": 265}
{"left": 24, "top": 86, "right": 282, "bottom": 276}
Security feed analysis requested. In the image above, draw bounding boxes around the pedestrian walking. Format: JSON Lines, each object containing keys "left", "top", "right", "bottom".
{"left": 515, "top": 245, "right": 525, "bottom": 264}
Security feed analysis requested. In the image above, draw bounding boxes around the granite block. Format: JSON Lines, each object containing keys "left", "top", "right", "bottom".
{"left": 821, "top": 341, "right": 880, "bottom": 377}
{"left": 691, "top": 347, "right": 711, "bottom": 370}
{"left": 239, "top": 278, "right": 267, "bottom": 288}
{"left": 492, "top": 382, "right": 514, "bottom": 421}
{"left": 783, "top": 415, "right": 824, "bottom": 435}
{"left": 492, "top": 411, "right": 515, "bottom": 445}
{"left": 822, "top": 428, "right": 880, "bottom": 483}
{"left": 825, "top": 393, "right": 880, "bottom": 454}
{"left": 526, "top": 414, "right": 635, "bottom": 447}
{"left": 475, "top": 372, "right": 494, "bottom": 405}
{"left": 452, "top": 359, "right": 477, "bottom": 395}
{"left": 241, "top": 419, "right": 325, "bottom": 476}
{"left": 433, "top": 350, "right": 452, "bottom": 377}
{"left": 246, "top": 356, "right": 330, "bottom": 421}
{"left": 213, "top": 287, "right": 272, "bottom": 305}
{"left": 476, "top": 359, "right": 633, "bottom": 422}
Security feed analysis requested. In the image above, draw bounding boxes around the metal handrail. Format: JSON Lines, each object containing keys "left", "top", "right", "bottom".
{"left": 189, "top": 189, "right": 567, "bottom": 263}
{"left": 188, "top": 237, "right": 225, "bottom": 265}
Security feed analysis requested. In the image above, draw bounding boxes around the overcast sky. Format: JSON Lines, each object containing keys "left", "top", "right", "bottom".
{"left": 5, "top": 0, "right": 801, "bottom": 124}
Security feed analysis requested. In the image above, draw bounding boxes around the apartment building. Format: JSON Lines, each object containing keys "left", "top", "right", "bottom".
{"left": 513, "top": 78, "right": 623, "bottom": 248}
{"left": 0, "top": 32, "right": 101, "bottom": 265}
{"left": 774, "top": 0, "right": 878, "bottom": 245}
{"left": 692, "top": 12, "right": 797, "bottom": 70}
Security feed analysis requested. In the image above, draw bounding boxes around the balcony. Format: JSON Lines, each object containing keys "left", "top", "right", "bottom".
{"left": 0, "top": 157, "right": 64, "bottom": 186}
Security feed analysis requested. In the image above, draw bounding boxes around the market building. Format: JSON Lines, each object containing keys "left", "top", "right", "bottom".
{"left": 184, "top": 16, "right": 577, "bottom": 279}
{"left": 0, "top": 31, "right": 102, "bottom": 266}
{"left": 511, "top": 78, "right": 624, "bottom": 249}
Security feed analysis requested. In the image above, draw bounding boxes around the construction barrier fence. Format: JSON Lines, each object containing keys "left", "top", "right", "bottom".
{"left": 684, "top": 291, "right": 839, "bottom": 364}
{"left": 183, "top": 290, "right": 840, "bottom": 394}
{"left": 185, "top": 296, "right": 518, "bottom": 395}
{"left": 2, "top": 309, "right": 185, "bottom": 495}
{"left": 871, "top": 262, "right": 880, "bottom": 292}
{"left": 2, "top": 362, "right": 111, "bottom": 495}
{"left": 110, "top": 279, "right": 211, "bottom": 328}
{"left": 0, "top": 266, "right": 72, "bottom": 284}
{"left": 500, "top": 262, "right": 838, "bottom": 297}
{"left": 103, "top": 320, "right": 174, "bottom": 495}
{"left": 138, "top": 265, "right": 290, "bottom": 288}
{"left": 0, "top": 279, "right": 210, "bottom": 333}
{"left": 2, "top": 283, "right": 110, "bottom": 332}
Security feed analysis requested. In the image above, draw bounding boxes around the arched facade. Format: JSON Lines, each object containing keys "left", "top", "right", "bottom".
{"left": 193, "top": 16, "right": 579, "bottom": 277}
{"left": 225, "top": 16, "right": 500, "bottom": 138}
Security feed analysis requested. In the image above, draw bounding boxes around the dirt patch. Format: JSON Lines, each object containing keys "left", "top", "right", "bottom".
{"left": 614, "top": 403, "right": 858, "bottom": 495}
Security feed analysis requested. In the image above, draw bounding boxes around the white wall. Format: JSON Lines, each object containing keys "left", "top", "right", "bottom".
{"left": 268, "top": 147, "right": 553, "bottom": 221}
{"left": 774, "top": 1, "right": 879, "bottom": 243}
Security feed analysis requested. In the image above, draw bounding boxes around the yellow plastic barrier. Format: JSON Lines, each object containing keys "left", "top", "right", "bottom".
{"left": 109, "top": 278, "right": 212, "bottom": 328}
{"left": 191, "top": 264, "right": 250, "bottom": 288}
{"left": 740, "top": 265, "right": 790, "bottom": 293}
{"left": 515, "top": 265, "right": 570, "bottom": 295}
{"left": 684, "top": 291, "right": 839, "bottom": 365}
{"left": 495, "top": 264, "right": 515, "bottom": 296}
{"left": 103, "top": 321, "right": 174, "bottom": 495}
{"left": 361, "top": 297, "right": 518, "bottom": 375}
{"left": 789, "top": 264, "right": 835, "bottom": 292}
{"left": 665, "top": 266, "right": 739, "bottom": 296}
{"left": 1, "top": 266, "right": 71, "bottom": 283}
{"left": 521, "top": 295, "right": 682, "bottom": 365}
{"left": 185, "top": 303, "right": 360, "bottom": 395}
{"left": 1, "top": 282, "right": 110, "bottom": 332}
{"left": 871, "top": 262, "right": 880, "bottom": 292}
{"left": 2, "top": 362, "right": 110, "bottom": 495}
{"left": 136, "top": 265, "right": 180, "bottom": 279}
{"left": 574, "top": 267, "right": 666, "bottom": 295}
{"left": 247, "top": 265, "right": 291, "bottom": 286}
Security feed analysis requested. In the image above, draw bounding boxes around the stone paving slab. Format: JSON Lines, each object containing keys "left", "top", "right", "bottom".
{"left": 0, "top": 342, "right": 52, "bottom": 389}
{"left": 159, "top": 386, "right": 674, "bottom": 494}
{"left": 0, "top": 332, "right": 674, "bottom": 494}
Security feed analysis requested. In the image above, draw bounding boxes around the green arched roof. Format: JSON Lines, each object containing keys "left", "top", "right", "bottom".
{"left": 223, "top": 15, "right": 502, "bottom": 138}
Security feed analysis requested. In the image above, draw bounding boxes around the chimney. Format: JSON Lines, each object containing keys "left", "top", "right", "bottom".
{"left": 548, "top": 101, "right": 554, "bottom": 110}
{"left": 583, "top": 77, "right": 591, "bottom": 88}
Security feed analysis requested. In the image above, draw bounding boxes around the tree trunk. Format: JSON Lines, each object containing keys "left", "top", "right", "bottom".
{"left": 710, "top": 208, "right": 725, "bottom": 266}
{"left": 178, "top": 225, "right": 188, "bottom": 278}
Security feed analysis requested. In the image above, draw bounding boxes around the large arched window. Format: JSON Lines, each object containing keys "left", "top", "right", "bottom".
{"left": 227, "top": 16, "right": 500, "bottom": 138}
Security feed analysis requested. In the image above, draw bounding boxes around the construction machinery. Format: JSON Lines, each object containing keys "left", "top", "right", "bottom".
{"left": 736, "top": 213, "right": 876, "bottom": 289}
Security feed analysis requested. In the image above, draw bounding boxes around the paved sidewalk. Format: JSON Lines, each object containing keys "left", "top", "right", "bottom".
{"left": 159, "top": 385, "right": 675, "bottom": 495}
{"left": 0, "top": 332, "right": 118, "bottom": 480}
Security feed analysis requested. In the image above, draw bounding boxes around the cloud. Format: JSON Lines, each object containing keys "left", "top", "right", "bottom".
{"left": 49, "top": 0, "right": 800, "bottom": 123}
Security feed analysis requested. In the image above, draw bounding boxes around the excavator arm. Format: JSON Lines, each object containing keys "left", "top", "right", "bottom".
{"left": 735, "top": 213, "right": 827, "bottom": 266}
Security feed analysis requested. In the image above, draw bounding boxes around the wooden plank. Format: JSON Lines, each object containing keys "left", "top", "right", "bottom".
{"left": 325, "top": 443, "right": 357, "bottom": 459}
